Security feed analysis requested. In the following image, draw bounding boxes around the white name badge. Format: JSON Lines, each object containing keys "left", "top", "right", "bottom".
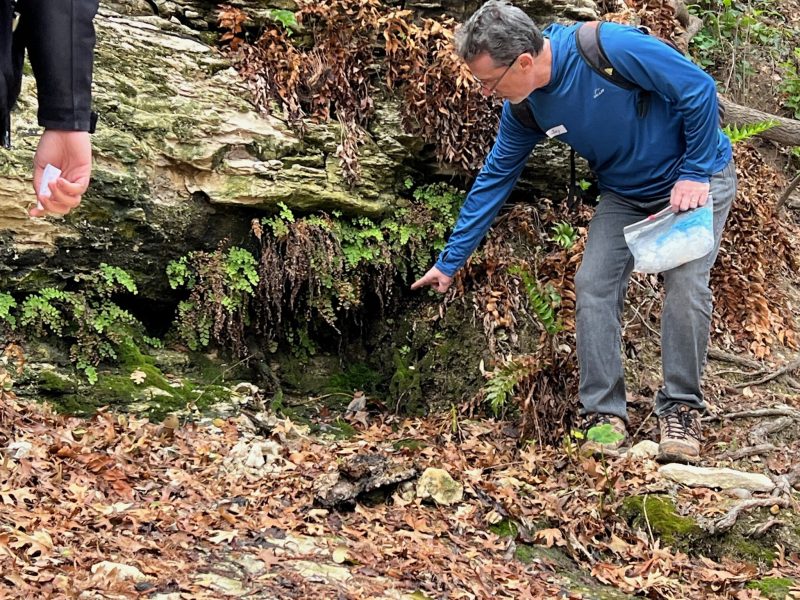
{"left": 545, "top": 125, "right": 567, "bottom": 138}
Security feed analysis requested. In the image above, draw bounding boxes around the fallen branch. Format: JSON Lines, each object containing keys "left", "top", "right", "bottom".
{"left": 718, "top": 95, "right": 800, "bottom": 146}
{"left": 711, "top": 498, "right": 790, "bottom": 534}
{"left": 735, "top": 357, "right": 800, "bottom": 388}
{"left": 720, "top": 444, "right": 776, "bottom": 460}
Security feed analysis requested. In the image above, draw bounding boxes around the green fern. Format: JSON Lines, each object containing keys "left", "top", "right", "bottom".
{"left": 509, "top": 266, "right": 562, "bottom": 335}
{"left": 484, "top": 358, "right": 533, "bottom": 416}
{"left": 0, "top": 292, "right": 17, "bottom": 328}
{"left": 550, "top": 221, "right": 578, "bottom": 249}
{"left": 722, "top": 120, "right": 778, "bottom": 144}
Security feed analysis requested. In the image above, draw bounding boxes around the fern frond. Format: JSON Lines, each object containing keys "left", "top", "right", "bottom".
{"left": 484, "top": 357, "right": 536, "bottom": 416}
{"left": 722, "top": 120, "right": 778, "bottom": 144}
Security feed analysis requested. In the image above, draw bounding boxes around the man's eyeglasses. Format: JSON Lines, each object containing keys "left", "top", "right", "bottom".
{"left": 474, "top": 55, "right": 519, "bottom": 95}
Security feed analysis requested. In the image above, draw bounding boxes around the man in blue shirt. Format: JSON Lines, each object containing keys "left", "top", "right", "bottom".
{"left": 411, "top": 0, "right": 736, "bottom": 463}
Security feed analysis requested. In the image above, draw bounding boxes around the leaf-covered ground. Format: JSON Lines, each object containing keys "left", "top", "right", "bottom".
{"left": 1, "top": 365, "right": 799, "bottom": 599}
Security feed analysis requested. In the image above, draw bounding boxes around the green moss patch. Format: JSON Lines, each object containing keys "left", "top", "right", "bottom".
{"left": 746, "top": 577, "right": 794, "bottom": 599}
{"left": 392, "top": 438, "right": 428, "bottom": 452}
{"left": 620, "top": 495, "right": 703, "bottom": 549}
{"left": 489, "top": 518, "right": 519, "bottom": 538}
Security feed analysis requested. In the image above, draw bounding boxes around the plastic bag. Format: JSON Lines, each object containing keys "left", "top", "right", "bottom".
{"left": 623, "top": 196, "right": 714, "bottom": 274}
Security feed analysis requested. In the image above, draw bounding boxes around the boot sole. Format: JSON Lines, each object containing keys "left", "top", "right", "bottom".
{"left": 656, "top": 451, "right": 701, "bottom": 465}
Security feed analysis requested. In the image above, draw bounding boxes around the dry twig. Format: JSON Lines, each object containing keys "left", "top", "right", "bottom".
{"left": 775, "top": 171, "right": 800, "bottom": 213}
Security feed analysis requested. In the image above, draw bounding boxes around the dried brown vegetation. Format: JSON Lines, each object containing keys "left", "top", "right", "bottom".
{"left": 219, "top": 1, "right": 499, "bottom": 183}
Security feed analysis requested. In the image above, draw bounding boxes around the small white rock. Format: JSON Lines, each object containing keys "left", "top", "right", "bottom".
{"left": 416, "top": 468, "right": 463, "bottom": 505}
{"left": 244, "top": 443, "right": 265, "bottom": 469}
{"left": 626, "top": 440, "right": 659, "bottom": 460}
{"left": 7, "top": 441, "right": 32, "bottom": 459}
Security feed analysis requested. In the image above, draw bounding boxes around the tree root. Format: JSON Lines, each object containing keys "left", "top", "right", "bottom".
{"left": 703, "top": 405, "right": 800, "bottom": 422}
{"left": 771, "top": 466, "right": 800, "bottom": 497}
{"left": 734, "top": 356, "right": 800, "bottom": 388}
{"left": 746, "top": 518, "right": 784, "bottom": 538}
{"left": 707, "top": 347, "right": 763, "bottom": 370}
{"left": 748, "top": 417, "right": 796, "bottom": 445}
{"left": 720, "top": 444, "right": 776, "bottom": 460}
{"left": 711, "top": 498, "right": 790, "bottom": 534}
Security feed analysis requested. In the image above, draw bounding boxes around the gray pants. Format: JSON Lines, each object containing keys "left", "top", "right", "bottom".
{"left": 575, "top": 160, "right": 737, "bottom": 421}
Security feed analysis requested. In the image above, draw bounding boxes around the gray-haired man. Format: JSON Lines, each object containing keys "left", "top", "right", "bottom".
{"left": 412, "top": 0, "right": 736, "bottom": 463}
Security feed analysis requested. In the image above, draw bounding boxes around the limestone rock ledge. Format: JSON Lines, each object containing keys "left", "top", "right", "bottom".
{"left": 0, "top": 6, "right": 404, "bottom": 296}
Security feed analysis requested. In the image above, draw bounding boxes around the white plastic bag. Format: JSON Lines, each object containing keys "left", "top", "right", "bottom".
{"left": 623, "top": 196, "right": 714, "bottom": 274}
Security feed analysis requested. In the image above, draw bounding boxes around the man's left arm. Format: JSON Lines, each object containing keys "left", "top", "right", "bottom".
{"left": 19, "top": 0, "right": 99, "bottom": 216}
{"left": 601, "top": 25, "right": 720, "bottom": 211}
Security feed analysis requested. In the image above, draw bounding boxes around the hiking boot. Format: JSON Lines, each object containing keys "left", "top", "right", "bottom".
{"left": 579, "top": 414, "right": 628, "bottom": 457}
{"left": 658, "top": 405, "right": 702, "bottom": 464}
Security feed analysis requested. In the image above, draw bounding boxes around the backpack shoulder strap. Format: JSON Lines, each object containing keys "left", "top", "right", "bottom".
{"left": 576, "top": 21, "right": 637, "bottom": 90}
{"left": 509, "top": 101, "right": 544, "bottom": 135}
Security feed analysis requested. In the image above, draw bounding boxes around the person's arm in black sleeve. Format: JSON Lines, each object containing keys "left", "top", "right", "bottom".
{"left": 19, "top": 0, "right": 99, "bottom": 217}
{"left": 22, "top": 0, "right": 98, "bottom": 131}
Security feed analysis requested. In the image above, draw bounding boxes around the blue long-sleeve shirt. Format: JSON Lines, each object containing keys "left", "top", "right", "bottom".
{"left": 435, "top": 22, "right": 732, "bottom": 277}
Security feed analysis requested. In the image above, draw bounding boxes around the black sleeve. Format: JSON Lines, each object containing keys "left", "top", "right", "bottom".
{"left": 19, "top": 0, "right": 99, "bottom": 131}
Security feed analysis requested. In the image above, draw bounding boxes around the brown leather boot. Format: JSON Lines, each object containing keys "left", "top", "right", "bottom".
{"left": 579, "top": 414, "right": 628, "bottom": 458}
{"left": 658, "top": 405, "right": 702, "bottom": 464}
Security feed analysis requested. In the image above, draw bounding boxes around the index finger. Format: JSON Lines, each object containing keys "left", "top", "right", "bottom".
{"left": 410, "top": 276, "right": 431, "bottom": 290}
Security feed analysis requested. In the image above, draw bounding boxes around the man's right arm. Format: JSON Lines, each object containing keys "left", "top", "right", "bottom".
{"left": 433, "top": 102, "right": 542, "bottom": 278}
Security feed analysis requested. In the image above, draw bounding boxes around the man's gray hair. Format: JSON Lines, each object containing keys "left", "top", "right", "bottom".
{"left": 455, "top": 0, "right": 544, "bottom": 66}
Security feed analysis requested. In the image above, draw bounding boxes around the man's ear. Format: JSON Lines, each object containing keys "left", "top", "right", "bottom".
{"left": 516, "top": 53, "right": 535, "bottom": 70}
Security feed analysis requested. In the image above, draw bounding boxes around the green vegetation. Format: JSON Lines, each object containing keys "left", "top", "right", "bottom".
{"left": 722, "top": 120, "right": 778, "bottom": 144}
{"left": 489, "top": 518, "right": 519, "bottom": 538}
{"left": 168, "top": 182, "right": 463, "bottom": 358}
{"left": 586, "top": 423, "right": 625, "bottom": 445}
{"left": 620, "top": 495, "right": 703, "bottom": 549}
{"left": 167, "top": 245, "right": 258, "bottom": 355}
{"left": 779, "top": 48, "right": 800, "bottom": 118}
{"left": 3, "top": 264, "right": 151, "bottom": 383}
{"left": 483, "top": 357, "right": 534, "bottom": 416}
{"left": 509, "top": 265, "right": 562, "bottom": 335}
{"left": 689, "top": 0, "right": 786, "bottom": 70}
{"left": 746, "top": 577, "right": 795, "bottom": 599}
{"left": 550, "top": 222, "right": 578, "bottom": 249}
{"left": 0, "top": 292, "right": 17, "bottom": 329}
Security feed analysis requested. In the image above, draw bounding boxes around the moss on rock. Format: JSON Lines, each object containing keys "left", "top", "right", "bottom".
{"left": 620, "top": 495, "right": 703, "bottom": 549}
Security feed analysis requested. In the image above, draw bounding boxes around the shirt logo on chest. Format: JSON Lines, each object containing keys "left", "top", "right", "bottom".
{"left": 593, "top": 88, "right": 605, "bottom": 99}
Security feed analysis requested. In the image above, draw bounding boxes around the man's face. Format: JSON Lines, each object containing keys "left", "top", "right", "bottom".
{"left": 468, "top": 52, "right": 530, "bottom": 104}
